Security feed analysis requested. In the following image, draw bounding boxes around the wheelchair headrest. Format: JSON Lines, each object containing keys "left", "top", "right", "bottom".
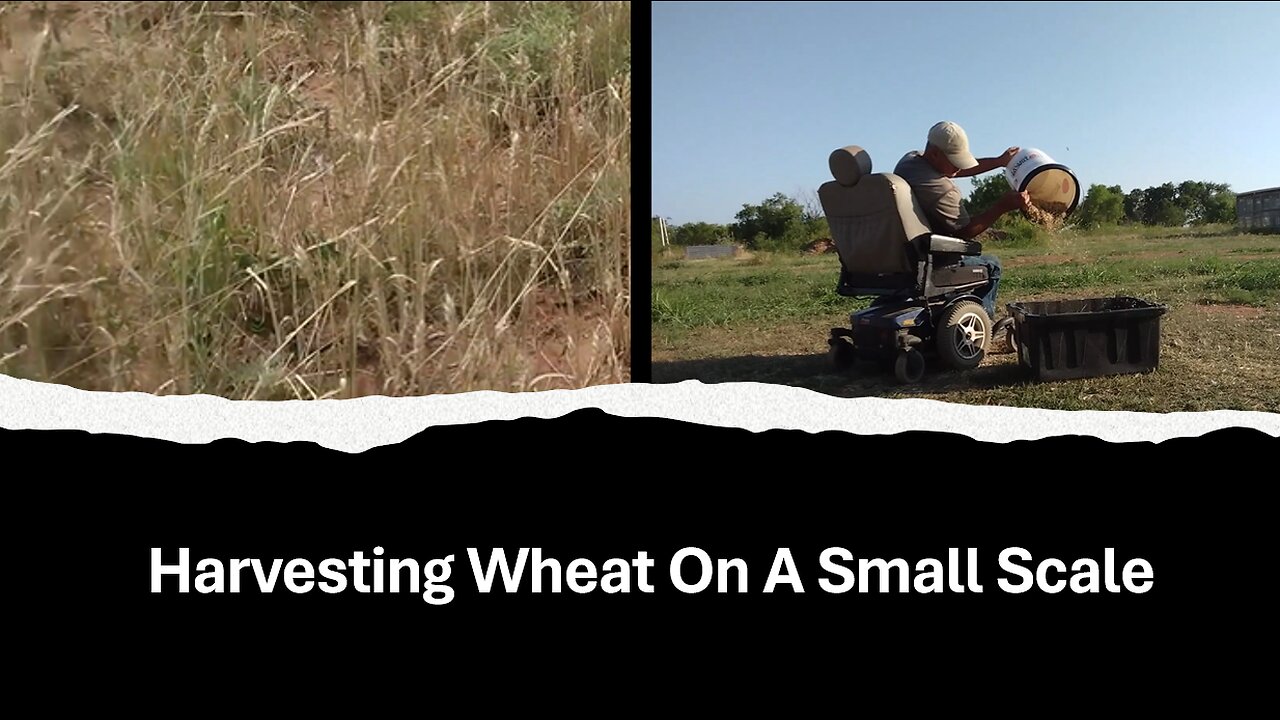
{"left": 829, "top": 145, "right": 873, "bottom": 187}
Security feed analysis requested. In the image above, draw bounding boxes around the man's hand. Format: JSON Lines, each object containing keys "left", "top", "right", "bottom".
{"left": 954, "top": 147, "right": 1022, "bottom": 178}
{"left": 1002, "top": 189, "right": 1032, "bottom": 213}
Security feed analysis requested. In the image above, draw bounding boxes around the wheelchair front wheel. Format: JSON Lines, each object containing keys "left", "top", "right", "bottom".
{"left": 894, "top": 348, "right": 926, "bottom": 384}
{"left": 829, "top": 336, "right": 855, "bottom": 371}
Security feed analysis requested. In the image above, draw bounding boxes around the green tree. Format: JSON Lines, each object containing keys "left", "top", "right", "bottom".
{"left": 1121, "top": 181, "right": 1236, "bottom": 226}
{"left": 1124, "top": 188, "right": 1147, "bottom": 224}
{"left": 732, "top": 193, "right": 808, "bottom": 249}
{"left": 1204, "top": 189, "right": 1237, "bottom": 224}
{"left": 1195, "top": 182, "right": 1233, "bottom": 224}
{"left": 798, "top": 189, "right": 829, "bottom": 240}
{"left": 671, "top": 221, "right": 731, "bottom": 246}
{"left": 1075, "top": 184, "right": 1126, "bottom": 229}
{"left": 1176, "top": 180, "right": 1210, "bottom": 224}
{"left": 1143, "top": 183, "right": 1179, "bottom": 225}
{"left": 964, "top": 174, "right": 1009, "bottom": 215}
{"left": 1152, "top": 199, "right": 1186, "bottom": 227}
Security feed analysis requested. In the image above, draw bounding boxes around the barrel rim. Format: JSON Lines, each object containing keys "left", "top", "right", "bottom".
{"left": 1018, "top": 162, "right": 1081, "bottom": 216}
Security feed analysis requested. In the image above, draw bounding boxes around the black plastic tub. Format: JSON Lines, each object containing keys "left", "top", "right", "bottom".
{"left": 1007, "top": 297, "right": 1169, "bottom": 382}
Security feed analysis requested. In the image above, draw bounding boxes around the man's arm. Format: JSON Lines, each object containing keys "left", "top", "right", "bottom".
{"left": 953, "top": 147, "right": 1020, "bottom": 178}
{"left": 955, "top": 190, "right": 1031, "bottom": 240}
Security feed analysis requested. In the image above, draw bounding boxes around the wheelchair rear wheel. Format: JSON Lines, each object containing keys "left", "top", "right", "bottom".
{"left": 937, "top": 300, "right": 989, "bottom": 370}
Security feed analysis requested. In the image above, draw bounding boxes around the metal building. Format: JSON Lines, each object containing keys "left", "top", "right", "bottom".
{"left": 684, "top": 245, "right": 739, "bottom": 260}
{"left": 1237, "top": 186, "right": 1280, "bottom": 231}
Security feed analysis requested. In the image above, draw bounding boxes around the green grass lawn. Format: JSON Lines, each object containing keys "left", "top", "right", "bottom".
{"left": 651, "top": 225, "right": 1280, "bottom": 412}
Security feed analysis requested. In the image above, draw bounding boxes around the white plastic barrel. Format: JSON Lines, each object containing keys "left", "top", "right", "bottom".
{"left": 1004, "top": 148, "right": 1080, "bottom": 215}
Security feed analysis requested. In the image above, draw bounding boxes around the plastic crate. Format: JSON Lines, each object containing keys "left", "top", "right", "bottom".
{"left": 1007, "top": 297, "right": 1168, "bottom": 382}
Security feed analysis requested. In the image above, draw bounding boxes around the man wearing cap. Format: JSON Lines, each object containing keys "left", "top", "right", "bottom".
{"left": 895, "top": 121, "right": 1030, "bottom": 327}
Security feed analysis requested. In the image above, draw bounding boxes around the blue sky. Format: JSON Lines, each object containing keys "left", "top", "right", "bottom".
{"left": 651, "top": 1, "right": 1280, "bottom": 225}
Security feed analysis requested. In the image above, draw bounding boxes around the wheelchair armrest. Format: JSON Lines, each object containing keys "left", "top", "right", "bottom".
{"left": 928, "top": 234, "right": 982, "bottom": 255}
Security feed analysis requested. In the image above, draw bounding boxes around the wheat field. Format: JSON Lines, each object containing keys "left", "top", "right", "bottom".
{"left": 0, "top": 1, "right": 631, "bottom": 399}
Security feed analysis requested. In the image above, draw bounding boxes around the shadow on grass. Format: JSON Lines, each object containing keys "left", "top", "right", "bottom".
{"left": 1146, "top": 227, "right": 1252, "bottom": 240}
{"left": 652, "top": 352, "right": 1032, "bottom": 399}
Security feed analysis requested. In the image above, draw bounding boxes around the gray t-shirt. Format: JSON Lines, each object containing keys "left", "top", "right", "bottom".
{"left": 894, "top": 151, "right": 970, "bottom": 235}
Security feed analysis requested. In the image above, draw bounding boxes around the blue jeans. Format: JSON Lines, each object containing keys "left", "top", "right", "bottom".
{"left": 958, "top": 254, "right": 1002, "bottom": 319}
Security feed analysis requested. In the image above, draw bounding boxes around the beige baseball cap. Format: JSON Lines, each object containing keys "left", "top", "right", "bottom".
{"left": 928, "top": 121, "right": 978, "bottom": 170}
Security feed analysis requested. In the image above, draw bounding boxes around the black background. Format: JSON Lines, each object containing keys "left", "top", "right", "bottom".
{"left": 4, "top": 4, "right": 1276, "bottom": 697}
{"left": 11, "top": 418, "right": 1274, "bottom": 682}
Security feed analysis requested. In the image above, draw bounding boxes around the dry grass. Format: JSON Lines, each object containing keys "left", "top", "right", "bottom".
{"left": 0, "top": 1, "right": 631, "bottom": 399}
{"left": 653, "top": 226, "right": 1280, "bottom": 412}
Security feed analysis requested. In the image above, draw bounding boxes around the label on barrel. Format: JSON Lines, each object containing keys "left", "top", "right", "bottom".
{"left": 1006, "top": 148, "right": 1048, "bottom": 191}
